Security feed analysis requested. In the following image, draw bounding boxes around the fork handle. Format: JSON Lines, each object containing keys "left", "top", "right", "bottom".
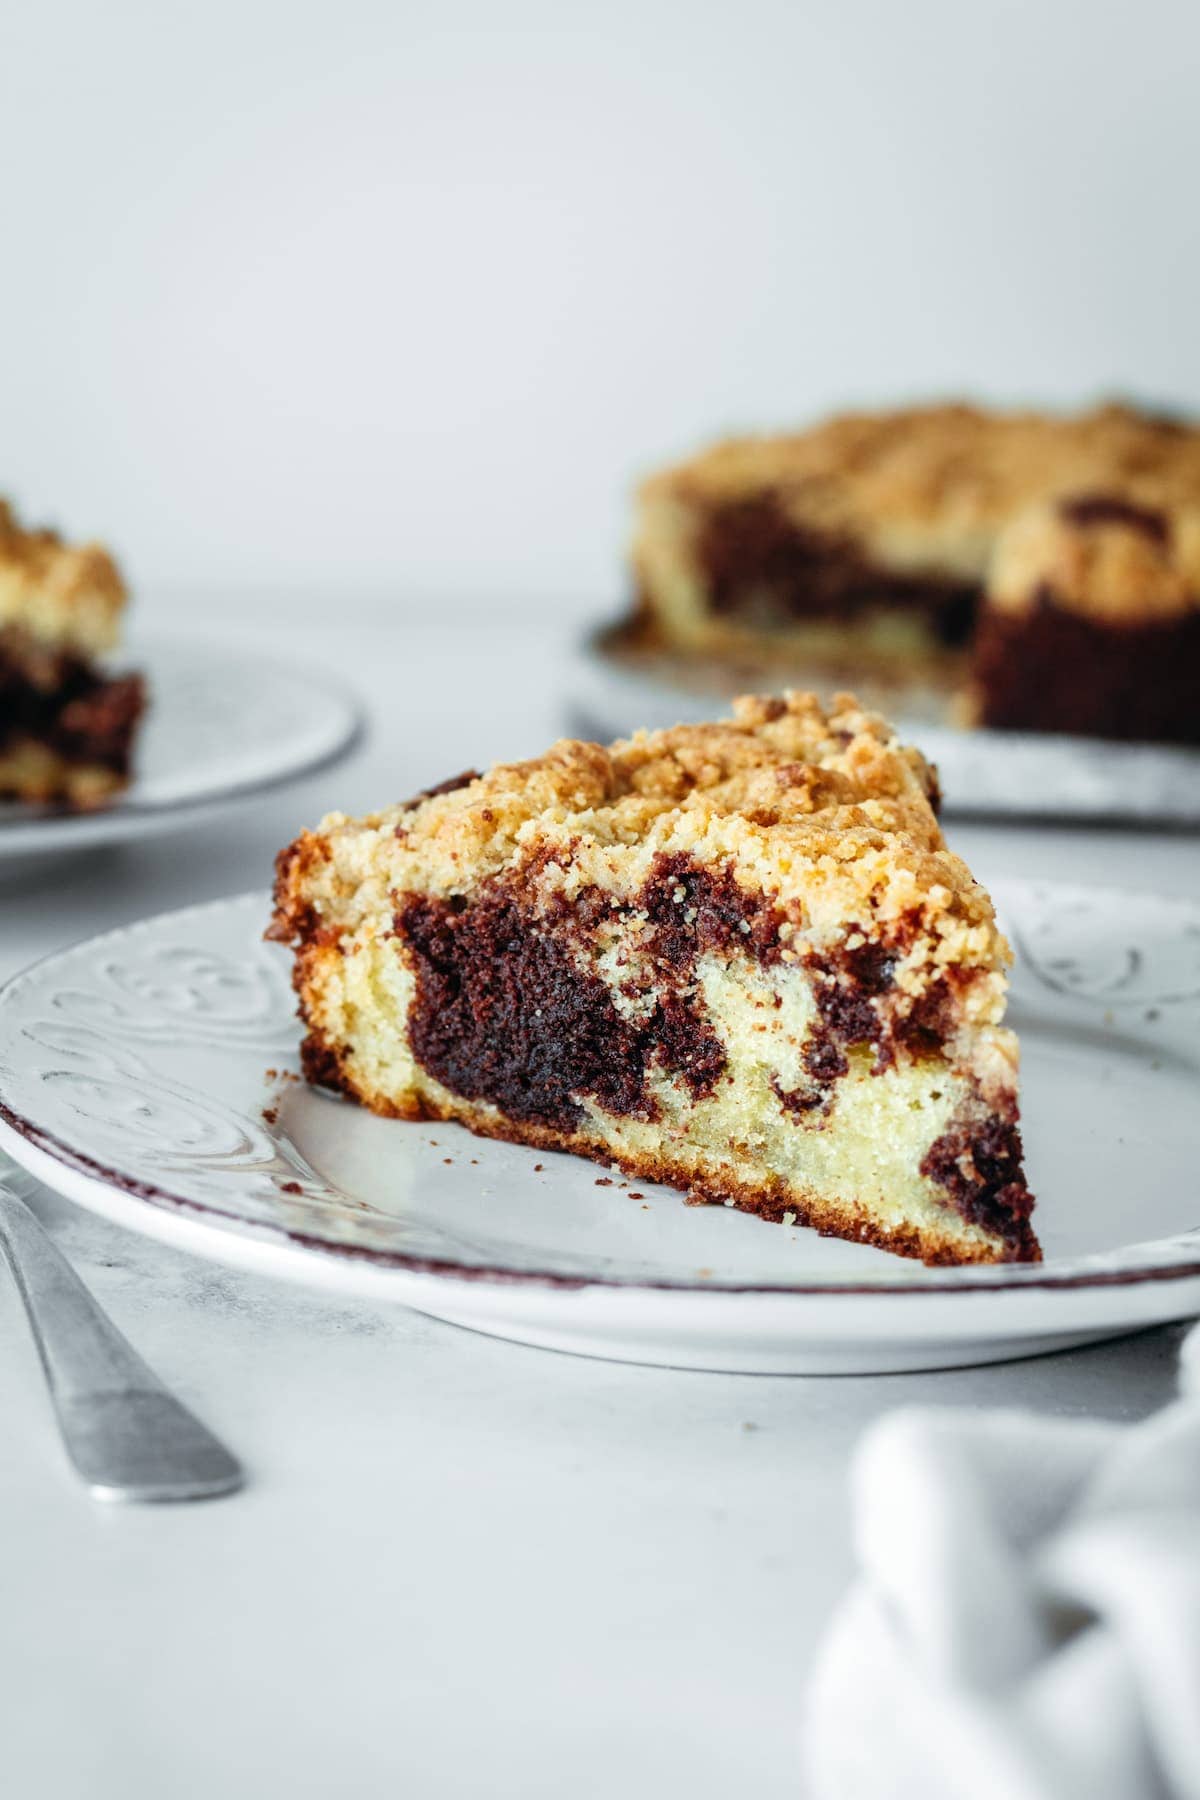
{"left": 0, "top": 1181, "right": 243, "bottom": 1501}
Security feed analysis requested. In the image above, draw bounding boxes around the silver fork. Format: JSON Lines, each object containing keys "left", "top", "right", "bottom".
{"left": 0, "top": 1168, "right": 243, "bottom": 1501}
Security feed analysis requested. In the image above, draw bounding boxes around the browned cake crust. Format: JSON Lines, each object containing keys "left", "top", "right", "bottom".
{"left": 631, "top": 403, "right": 1200, "bottom": 744}
{"left": 0, "top": 503, "right": 144, "bottom": 806}
{"left": 270, "top": 693, "right": 1038, "bottom": 1267}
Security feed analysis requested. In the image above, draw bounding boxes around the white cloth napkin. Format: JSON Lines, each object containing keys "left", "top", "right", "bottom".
{"left": 805, "top": 1324, "right": 1200, "bottom": 1800}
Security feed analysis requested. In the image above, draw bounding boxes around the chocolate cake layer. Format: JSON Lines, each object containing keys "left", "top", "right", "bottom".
{"left": 921, "top": 1113, "right": 1036, "bottom": 1257}
{"left": 389, "top": 854, "right": 780, "bottom": 1134}
{"left": 697, "top": 496, "right": 979, "bottom": 646}
{"left": 0, "top": 643, "right": 145, "bottom": 773}
{"left": 1057, "top": 492, "right": 1171, "bottom": 543}
{"left": 973, "top": 590, "right": 1200, "bottom": 743}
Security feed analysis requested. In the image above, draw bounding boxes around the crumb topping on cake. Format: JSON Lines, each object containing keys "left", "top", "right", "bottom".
{"left": 274, "top": 691, "right": 994, "bottom": 927}
{"left": 990, "top": 495, "right": 1200, "bottom": 622}
{"left": 0, "top": 500, "right": 127, "bottom": 655}
{"left": 273, "top": 690, "right": 1011, "bottom": 1051}
{"left": 637, "top": 402, "right": 1200, "bottom": 624}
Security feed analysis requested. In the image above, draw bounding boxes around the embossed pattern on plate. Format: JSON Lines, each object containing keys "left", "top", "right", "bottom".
{"left": 0, "top": 883, "right": 1198, "bottom": 1371}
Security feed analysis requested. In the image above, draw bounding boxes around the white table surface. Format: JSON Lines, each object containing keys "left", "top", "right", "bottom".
{"left": 2, "top": 596, "right": 1197, "bottom": 1800}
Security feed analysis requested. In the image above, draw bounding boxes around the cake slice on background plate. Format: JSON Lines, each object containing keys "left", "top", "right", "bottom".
{"left": 270, "top": 692, "right": 1037, "bottom": 1266}
{"left": 0, "top": 499, "right": 145, "bottom": 807}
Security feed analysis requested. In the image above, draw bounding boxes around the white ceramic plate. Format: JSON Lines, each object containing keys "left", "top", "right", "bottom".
{"left": 0, "top": 883, "right": 1198, "bottom": 1373}
{"left": 567, "top": 629, "right": 1200, "bottom": 824}
{"left": 0, "top": 636, "right": 363, "bottom": 867}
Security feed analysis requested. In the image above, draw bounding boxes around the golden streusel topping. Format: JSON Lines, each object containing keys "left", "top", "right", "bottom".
{"left": 274, "top": 694, "right": 1005, "bottom": 979}
{"left": 365, "top": 692, "right": 938, "bottom": 853}
{"left": 0, "top": 499, "right": 127, "bottom": 654}
{"left": 642, "top": 402, "right": 1200, "bottom": 519}
{"left": 990, "top": 498, "right": 1200, "bottom": 621}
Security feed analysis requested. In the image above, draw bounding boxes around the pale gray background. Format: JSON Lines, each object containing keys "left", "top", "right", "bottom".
{"left": 3, "top": 12, "right": 1200, "bottom": 1794}
{"left": 2, "top": 0, "right": 1197, "bottom": 613}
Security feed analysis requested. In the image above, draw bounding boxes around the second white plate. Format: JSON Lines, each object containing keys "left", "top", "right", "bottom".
{"left": 0, "top": 635, "right": 363, "bottom": 864}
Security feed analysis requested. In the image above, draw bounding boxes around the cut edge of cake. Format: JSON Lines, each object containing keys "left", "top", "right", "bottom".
{"left": 269, "top": 692, "right": 1039, "bottom": 1267}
